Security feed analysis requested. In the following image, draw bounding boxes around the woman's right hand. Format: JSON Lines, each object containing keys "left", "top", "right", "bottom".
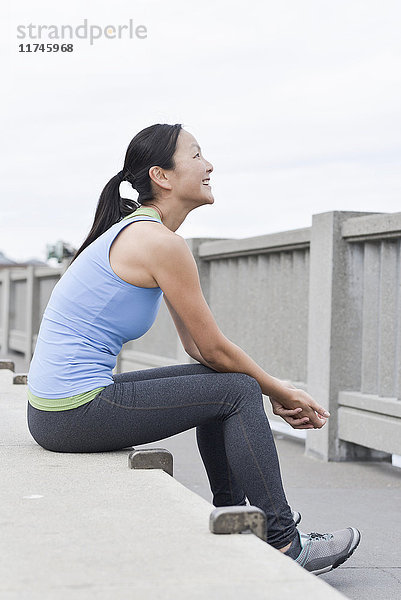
{"left": 269, "top": 381, "right": 330, "bottom": 429}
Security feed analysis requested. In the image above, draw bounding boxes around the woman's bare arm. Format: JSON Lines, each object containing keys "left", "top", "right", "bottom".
{"left": 163, "top": 295, "right": 216, "bottom": 369}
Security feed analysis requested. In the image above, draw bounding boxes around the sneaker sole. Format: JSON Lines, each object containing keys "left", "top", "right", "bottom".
{"left": 311, "top": 527, "right": 361, "bottom": 576}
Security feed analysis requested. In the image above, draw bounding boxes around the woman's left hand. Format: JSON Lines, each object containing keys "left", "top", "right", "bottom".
{"left": 269, "top": 397, "right": 317, "bottom": 429}
{"left": 269, "top": 379, "right": 326, "bottom": 430}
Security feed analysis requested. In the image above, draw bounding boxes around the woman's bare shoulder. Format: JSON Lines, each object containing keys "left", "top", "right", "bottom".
{"left": 119, "top": 218, "right": 175, "bottom": 241}
{"left": 109, "top": 220, "right": 184, "bottom": 288}
{"left": 124, "top": 219, "right": 180, "bottom": 248}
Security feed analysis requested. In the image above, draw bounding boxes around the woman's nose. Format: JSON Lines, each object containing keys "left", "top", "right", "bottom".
{"left": 206, "top": 160, "right": 213, "bottom": 173}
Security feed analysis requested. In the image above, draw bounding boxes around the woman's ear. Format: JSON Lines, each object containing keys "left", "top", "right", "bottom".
{"left": 148, "top": 166, "right": 172, "bottom": 191}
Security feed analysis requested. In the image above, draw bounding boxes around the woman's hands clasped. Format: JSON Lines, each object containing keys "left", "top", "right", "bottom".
{"left": 269, "top": 379, "right": 330, "bottom": 430}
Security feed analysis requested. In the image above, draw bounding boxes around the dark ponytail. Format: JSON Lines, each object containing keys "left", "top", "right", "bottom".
{"left": 70, "top": 123, "right": 182, "bottom": 264}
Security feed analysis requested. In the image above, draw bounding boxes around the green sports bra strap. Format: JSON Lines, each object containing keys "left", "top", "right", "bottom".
{"left": 121, "top": 207, "right": 161, "bottom": 222}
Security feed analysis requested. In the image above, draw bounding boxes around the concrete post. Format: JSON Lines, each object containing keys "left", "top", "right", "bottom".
{"left": 0, "top": 269, "right": 11, "bottom": 355}
{"left": 305, "top": 211, "right": 389, "bottom": 461}
{"left": 25, "top": 266, "right": 35, "bottom": 361}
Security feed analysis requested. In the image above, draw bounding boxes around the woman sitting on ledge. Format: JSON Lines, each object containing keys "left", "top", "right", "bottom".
{"left": 27, "top": 123, "right": 360, "bottom": 575}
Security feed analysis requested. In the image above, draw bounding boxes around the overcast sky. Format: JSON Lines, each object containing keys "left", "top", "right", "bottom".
{"left": 2, "top": 0, "right": 401, "bottom": 262}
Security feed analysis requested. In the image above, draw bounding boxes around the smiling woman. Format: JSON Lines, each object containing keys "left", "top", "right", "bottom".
{"left": 26, "top": 122, "right": 360, "bottom": 575}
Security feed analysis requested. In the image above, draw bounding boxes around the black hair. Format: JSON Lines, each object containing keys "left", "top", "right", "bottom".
{"left": 70, "top": 123, "right": 183, "bottom": 263}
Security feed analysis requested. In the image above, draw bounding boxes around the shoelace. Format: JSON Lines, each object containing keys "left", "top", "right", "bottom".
{"left": 308, "top": 532, "right": 334, "bottom": 541}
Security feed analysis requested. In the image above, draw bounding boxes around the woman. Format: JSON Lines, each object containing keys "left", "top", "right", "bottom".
{"left": 27, "top": 123, "right": 360, "bottom": 575}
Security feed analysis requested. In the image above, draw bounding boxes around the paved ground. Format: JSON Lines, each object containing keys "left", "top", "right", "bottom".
{"left": 138, "top": 426, "right": 401, "bottom": 600}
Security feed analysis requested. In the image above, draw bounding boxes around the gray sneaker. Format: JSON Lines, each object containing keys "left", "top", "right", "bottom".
{"left": 295, "top": 527, "right": 361, "bottom": 575}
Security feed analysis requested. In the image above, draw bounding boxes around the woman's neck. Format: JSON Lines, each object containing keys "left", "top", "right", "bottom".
{"left": 140, "top": 202, "right": 190, "bottom": 232}
{"left": 143, "top": 203, "right": 163, "bottom": 222}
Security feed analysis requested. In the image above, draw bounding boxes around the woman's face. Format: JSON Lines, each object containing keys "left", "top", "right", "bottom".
{"left": 167, "top": 129, "right": 214, "bottom": 207}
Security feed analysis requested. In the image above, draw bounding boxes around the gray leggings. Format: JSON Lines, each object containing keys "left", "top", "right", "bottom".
{"left": 27, "top": 363, "right": 296, "bottom": 549}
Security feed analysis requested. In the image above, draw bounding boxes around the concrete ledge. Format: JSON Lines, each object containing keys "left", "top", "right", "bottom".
{"left": 1, "top": 265, "right": 63, "bottom": 281}
{"left": 0, "top": 370, "right": 347, "bottom": 599}
{"left": 198, "top": 227, "right": 311, "bottom": 260}
{"left": 339, "top": 391, "right": 401, "bottom": 418}
{"left": 338, "top": 405, "right": 401, "bottom": 456}
{"left": 342, "top": 211, "right": 401, "bottom": 242}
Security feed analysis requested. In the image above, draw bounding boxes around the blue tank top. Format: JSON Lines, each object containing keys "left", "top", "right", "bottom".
{"left": 27, "top": 208, "right": 164, "bottom": 400}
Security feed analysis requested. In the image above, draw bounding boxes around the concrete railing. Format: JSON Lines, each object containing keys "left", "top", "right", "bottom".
{"left": 333, "top": 213, "right": 401, "bottom": 460}
{"left": 0, "top": 365, "right": 346, "bottom": 599}
{"left": 1, "top": 210, "right": 401, "bottom": 461}
{"left": 0, "top": 264, "right": 65, "bottom": 359}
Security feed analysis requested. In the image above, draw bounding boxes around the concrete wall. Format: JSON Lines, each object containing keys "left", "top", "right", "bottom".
{"left": 2, "top": 211, "right": 401, "bottom": 461}
{"left": 199, "top": 229, "right": 310, "bottom": 385}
